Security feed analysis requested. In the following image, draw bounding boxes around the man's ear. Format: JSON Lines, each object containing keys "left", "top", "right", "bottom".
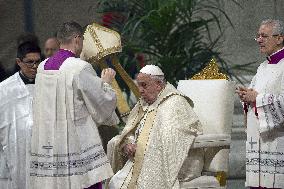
{"left": 15, "top": 58, "right": 21, "bottom": 65}
{"left": 277, "top": 36, "right": 284, "bottom": 45}
{"left": 15, "top": 58, "right": 23, "bottom": 70}
{"left": 156, "top": 81, "right": 163, "bottom": 90}
{"left": 74, "top": 35, "right": 80, "bottom": 45}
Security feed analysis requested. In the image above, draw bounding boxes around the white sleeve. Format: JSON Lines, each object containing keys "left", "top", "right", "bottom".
{"left": 256, "top": 93, "right": 284, "bottom": 133}
{"left": 255, "top": 70, "right": 284, "bottom": 133}
{"left": 75, "top": 65, "right": 119, "bottom": 125}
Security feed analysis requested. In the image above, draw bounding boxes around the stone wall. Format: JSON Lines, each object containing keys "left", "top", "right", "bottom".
{"left": 221, "top": 0, "right": 284, "bottom": 75}
{"left": 0, "top": 1, "right": 25, "bottom": 73}
{"left": 0, "top": 0, "right": 100, "bottom": 75}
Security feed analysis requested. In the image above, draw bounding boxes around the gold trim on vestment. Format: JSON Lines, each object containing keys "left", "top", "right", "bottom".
{"left": 111, "top": 107, "right": 145, "bottom": 174}
{"left": 127, "top": 109, "right": 157, "bottom": 189}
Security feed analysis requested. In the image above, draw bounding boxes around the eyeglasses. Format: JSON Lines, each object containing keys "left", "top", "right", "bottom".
{"left": 254, "top": 34, "right": 281, "bottom": 41}
{"left": 22, "top": 59, "right": 41, "bottom": 67}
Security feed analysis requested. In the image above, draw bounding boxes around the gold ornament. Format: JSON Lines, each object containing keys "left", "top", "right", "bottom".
{"left": 216, "top": 171, "right": 227, "bottom": 186}
{"left": 191, "top": 58, "right": 229, "bottom": 80}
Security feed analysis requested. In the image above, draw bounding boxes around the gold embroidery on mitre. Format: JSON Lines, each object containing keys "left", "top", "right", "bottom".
{"left": 82, "top": 22, "right": 140, "bottom": 114}
{"left": 84, "top": 22, "right": 122, "bottom": 62}
{"left": 191, "top": 58, "right": 229, "bottom": 80}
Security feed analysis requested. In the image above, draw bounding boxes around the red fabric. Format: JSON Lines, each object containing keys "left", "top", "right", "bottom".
{"left": 102, "top": 13, "right": 114, "bottom": 27}
{"left": 243, "top": 102, "right": 258, "bottom": 118}
{"left": 101, "top": 12, "right": 125, "bottom": 28}
{"left": 136, "top": 53, "right": 145, "bottom": 68}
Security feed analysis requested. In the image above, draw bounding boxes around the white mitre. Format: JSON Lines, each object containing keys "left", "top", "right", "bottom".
{"left": 140, "top": 65, "right": 164, "bottom": 76}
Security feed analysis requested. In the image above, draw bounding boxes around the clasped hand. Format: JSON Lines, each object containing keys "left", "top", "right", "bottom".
{"left": 236, "top": 86, "right": 258, "bottom": 103}
{"left": 123, "top": 143, "right": 137, "bottom": 159}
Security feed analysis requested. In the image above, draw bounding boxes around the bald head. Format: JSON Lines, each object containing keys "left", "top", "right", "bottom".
{"left": 44, "top": 37, "right": 60, "bottom": 58}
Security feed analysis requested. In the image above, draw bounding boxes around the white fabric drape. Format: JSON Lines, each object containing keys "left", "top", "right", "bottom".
{"left": 0, "top": 73, "right": 34, "bottom": 189}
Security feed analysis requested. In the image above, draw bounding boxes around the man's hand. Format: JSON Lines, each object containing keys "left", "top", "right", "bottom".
{"left": 123, "top": 143, "right": 137, "bottom": 159}
{"left": 101, "top": 68, "right": 116, "bottom": 84}
{"left": 236, "top": 86, "right": 247, "bottom": 101}
{"left": 236, "top": 86, "right": 258, "bottom": 103}
{"left": 243, "top": 89, "right": 258, "bottom": 103}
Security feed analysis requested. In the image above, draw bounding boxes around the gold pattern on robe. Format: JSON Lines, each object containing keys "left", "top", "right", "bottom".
{"left": 191, "top": 58, "right": 229, "bottom": 80}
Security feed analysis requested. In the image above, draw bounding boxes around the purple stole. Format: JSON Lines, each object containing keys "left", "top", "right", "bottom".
{"left": 44, "top": 49, "right": 75, "bottom": 70}
{"left": 44, "top": 49, "right": 102, "bottom": 189}
{"left": 266, "top": 48, "right": 284, "bottom": 64}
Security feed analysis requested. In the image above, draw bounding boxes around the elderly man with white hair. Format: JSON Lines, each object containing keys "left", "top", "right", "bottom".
{"left": 236, "top": 19, "right": 284, "bottom": 189}
{"left": 108, "top": 65, "right": 202, "bottom": 189}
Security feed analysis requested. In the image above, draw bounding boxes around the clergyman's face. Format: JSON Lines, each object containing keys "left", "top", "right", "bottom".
{"left": 16, "top": 52, "right": 41, "bottom": 79}
{"left": 44, "top": 38, "right": 59, "bottom": 58}
{"left": 136, "top": 73, "right": 163, "bottom": 105}
{"left": 74, "top": 34, "right": 84, "bottom": 57}
{"left": 256, "top": 24, "right": 284, "bottom": 56}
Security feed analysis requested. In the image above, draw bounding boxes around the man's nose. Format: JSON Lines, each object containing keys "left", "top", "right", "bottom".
{"left": 138, "top": 87, "right": 144, "bottom": 93}
{"left": 32, "top": 63, "right": 39, "bottom": 68}
{"left": 257, "top": 37, "right": 265, "bottom": 43}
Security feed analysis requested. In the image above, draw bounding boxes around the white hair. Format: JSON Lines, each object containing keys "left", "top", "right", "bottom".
{"left": 149, "top": 74, "right": 166, "bottom": 85}
{"left": 261, "top": 19, "right": 284, "bottom": 35}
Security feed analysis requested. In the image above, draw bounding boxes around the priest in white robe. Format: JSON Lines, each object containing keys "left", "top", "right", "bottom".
{"left": 236, "top": 19, "right": 284, "bottom": 189}
{"left": 0, "top": 42, "right": 42, "bottom": 189}
{"left": 29, "top": 21, "right": 119, "bottom": 189}
{"left": 108, "top": 65, "right": 202, "bottom": 189}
